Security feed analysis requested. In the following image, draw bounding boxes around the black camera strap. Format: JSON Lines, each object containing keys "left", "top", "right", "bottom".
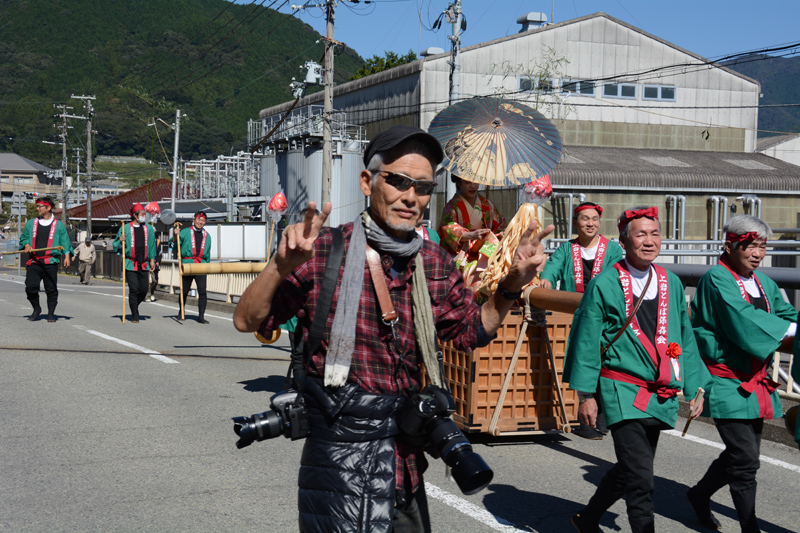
{"left": 303, "top": 227, "right": 345, "bottom": 379}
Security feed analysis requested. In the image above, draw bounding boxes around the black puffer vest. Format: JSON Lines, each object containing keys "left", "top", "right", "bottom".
{"left": 298, "top": 376, "right": 406, "bottom": 533}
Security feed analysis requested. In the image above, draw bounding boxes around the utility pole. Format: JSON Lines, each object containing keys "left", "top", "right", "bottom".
{"left": 53, "top": 104, "right": 73, "bottom": 225}
{"left": 72, "top": 95, "right": 96, "bottom": 237}
{"left": 170, "top": 109, "right": 181, "bottom": 213}
{"left": 321, "top": 0, "right": 335, "bottom": 220}
{"left": 445, "top": 0, "right": 463, "bottom": 202}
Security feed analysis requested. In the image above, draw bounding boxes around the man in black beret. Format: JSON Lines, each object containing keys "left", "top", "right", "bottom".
{"left": 234, "top": 124, "right": 553, "bottom": 532}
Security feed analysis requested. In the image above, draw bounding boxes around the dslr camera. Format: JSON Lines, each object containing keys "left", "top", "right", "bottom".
{"left": 232, "top": 390, "right": 309, "bottom": 449}
{"left": 398, "top": 385, "right": 493, "bottom": 495}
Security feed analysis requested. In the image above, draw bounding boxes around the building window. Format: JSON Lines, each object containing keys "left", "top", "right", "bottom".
{"left": 603, "top": 83, "right": 637, "bottom": 99}
{"left": 519, "top": 76, "right": 555, "bottom": 94}
{"left": 15, "top": 177, "right": 34, "bottom": 184}
{"left": 643, "top": 85, "right": 676, "bottom": 101}
{"left": 561, "top": 79, "right": 595, "bottom": 96}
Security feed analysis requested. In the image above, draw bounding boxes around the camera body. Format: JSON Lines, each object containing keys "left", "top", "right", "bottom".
{"left": 232, "top": 390, "right": 309, "bottom": 449}
{"left": 398, "top": 385, "right": 493, "bottom": 495}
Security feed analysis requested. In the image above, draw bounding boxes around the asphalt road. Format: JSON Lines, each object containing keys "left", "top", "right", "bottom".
{"left": 2, "top": 270, "right": 799, "bottom": 532}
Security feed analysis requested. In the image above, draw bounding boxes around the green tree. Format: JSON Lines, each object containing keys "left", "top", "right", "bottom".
{"left": 350, "top": 50, "right": 417, "bottom": 80}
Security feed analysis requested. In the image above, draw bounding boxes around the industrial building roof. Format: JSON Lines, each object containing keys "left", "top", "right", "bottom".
{"left": 0, "top": 153, "right": 52, "bottom": 173}
{"left": 59, "top": 178, "right": 173, "bottom": 220}
{"left": 552, "top": 146, "right": 800, "bottom": 193}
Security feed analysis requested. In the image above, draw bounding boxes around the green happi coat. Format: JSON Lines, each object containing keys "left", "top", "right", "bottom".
{"left": 691, "top": 265, "right": 796, "bottom": 420}
{"left": 176, "top": 226, "right": 211, "bottom": 264}
{"left": 540, "top": 237, "right": 623, "bottom": 292}
{"left": 19, "top": 217, "right": 74, "bottom": 264}
{"left": 113, "top": 222, "right": 157, "bottom": 270}
{"left": 563, "top": 263, "right": 710, "bottom": 427}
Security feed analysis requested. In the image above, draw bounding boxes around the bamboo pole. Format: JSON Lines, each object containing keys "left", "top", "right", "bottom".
{"left": 181, "top": 262, "right": 269, "bottom": 275}
{"left": 525, "top": 286, "right": 583, "bottom": 314}
{"left": 121, "top": 222, "right": 126, "bottom": 324}
{"left": 4, "top": 246, "right": 64, "bottom": 255}
{"left": 266, "top": 218, "right": 276, "bottom": 264}
{"left": 175, "top": 222, "right": 184, "bottom": 320}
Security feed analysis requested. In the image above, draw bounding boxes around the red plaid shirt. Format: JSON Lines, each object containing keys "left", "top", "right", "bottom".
{"left": 261, "top": 222, "right": 484, "bottom": 494}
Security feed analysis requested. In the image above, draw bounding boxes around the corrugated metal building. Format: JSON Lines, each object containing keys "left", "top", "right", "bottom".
{"left": 254, "top": 12, "right": 799, "bottom": 239}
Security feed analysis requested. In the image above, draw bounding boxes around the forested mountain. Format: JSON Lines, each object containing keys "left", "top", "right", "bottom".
{"left": 0, "top": 0, "right": 364, "bottom": 167}
{"left": 723, "top": 54, "right": 800, "bottom": 138}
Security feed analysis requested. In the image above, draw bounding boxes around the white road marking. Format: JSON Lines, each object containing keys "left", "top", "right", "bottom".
{"left": 74, "top": 325, "right": 179, "bottom": 364}
{"left": 665, "top": 429, "right": 800, "bottom": 473}
{"left": 0, "top": 279, "right": 25, "bottom": 285}
{"left": 424, "top": 482, "right": 529, "bottom": 532}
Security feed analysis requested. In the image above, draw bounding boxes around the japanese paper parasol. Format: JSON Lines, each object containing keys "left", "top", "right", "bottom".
{"left": 428, "top": 97, "right": 563, "bottom": 187}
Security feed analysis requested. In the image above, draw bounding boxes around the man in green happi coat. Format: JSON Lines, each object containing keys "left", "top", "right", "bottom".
{"left": 540, "top": 202, "right": 623, "bottom": 293}
{"left": 687, "top": 215, "right": 796, "bottom": 533}
{"left": 540, "top": 201, "right": 624, "bottom": 439}
{"left": 113, "top": 203, "right": 157, "bottom": 323}
{"left": 564, "top": 206, "right": 709, "bottom": 533}
{"left": 19, "top": 196, "right": 74, "bottom": 322}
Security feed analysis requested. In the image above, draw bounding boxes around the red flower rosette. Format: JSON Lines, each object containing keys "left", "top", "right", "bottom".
{"left": 666, "top": 342, "right": 681, "bottom": 359}
{"left": 267, "top": 190, "right": 288, "bottom": 221}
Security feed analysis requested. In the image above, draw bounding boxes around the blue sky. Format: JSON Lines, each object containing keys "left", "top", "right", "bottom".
{"left": 272, "top": 0, "right": 800, "bottom": 63}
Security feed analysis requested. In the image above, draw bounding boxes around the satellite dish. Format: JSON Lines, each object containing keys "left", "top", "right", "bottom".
{"left": 65, "top": 175, "right": 74, "bottom": 190}
{"left": 160, "top": 209, "right": 177, "bottom": 225}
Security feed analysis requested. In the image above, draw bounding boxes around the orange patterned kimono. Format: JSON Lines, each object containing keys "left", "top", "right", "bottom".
{"left": 438, "top": 194, "right": 506, "bottom": 257}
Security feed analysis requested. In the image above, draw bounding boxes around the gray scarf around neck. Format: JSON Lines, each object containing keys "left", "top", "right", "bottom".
{"left": 324, "top": 211, "right": 442, "bottom": 388}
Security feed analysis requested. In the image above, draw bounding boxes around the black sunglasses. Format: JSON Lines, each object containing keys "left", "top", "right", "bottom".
{"left": 376, "top": 171, "right": 437, "bottom": 196}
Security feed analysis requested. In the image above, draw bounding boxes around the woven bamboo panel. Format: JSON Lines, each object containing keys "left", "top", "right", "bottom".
{"left": 441, "top": 310, "right": 578, "bottom": 434}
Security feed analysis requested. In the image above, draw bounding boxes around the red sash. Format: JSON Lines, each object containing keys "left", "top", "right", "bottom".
{"left": 603, "top": 262, "right": 678, "bottom": 412}
{"left": 572, "top": 236, "right": 609, "bottom": 293}
{"left": 191, "top": 227, "right": 207, "bottom": 263}
{"left": 706, "top": 254, "right": 777, "bottom": 418}
{"left": 129, "top": 223, "right": 149, "bottom": 271}
{"left": 704, "top": 358, "right": 779, "bottom": 419}
{"left": 27, "top": 218, "right": 58, "bottom": 266}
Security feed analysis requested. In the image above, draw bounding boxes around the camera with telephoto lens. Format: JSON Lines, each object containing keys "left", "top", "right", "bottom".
{"left": 232, "top": 390, "right": 309, "bottom": 449}
{"left": 398, "top": 385, "right": 494, "bottom": 495}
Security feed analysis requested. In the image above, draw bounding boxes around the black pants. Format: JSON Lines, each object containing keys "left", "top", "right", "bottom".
{"left": 714, "top": 418, "right": 763, "bottom": 492}
{"left": 181, "top": 274, "right": 207, "bottom": 319}
{"left": 25, "top": 262, "right": 59, "bottom": 314}
{"left": 605, "top": 418, "right": 666, "bottom": 522}
{"left": 126, "top": 269, "right": 149, "bottom": 320}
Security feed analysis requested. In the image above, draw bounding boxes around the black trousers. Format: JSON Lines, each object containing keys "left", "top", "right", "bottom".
{"left": 126, "top": 269, "right": 149, "bottom": 319}
{"left": 181, "top": 274, "right": 207, "bottom": 318}
{"left": 713, "top": 418, "right": 763, "bottom": 492}
{"left": 605, "top": 418, "right": 666, "bottom": 522}
{"left": 25, "top": 262, "right": 59, "bottom": 313}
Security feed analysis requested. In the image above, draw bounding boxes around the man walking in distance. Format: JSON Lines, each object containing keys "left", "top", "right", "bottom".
{"left": 175, "top": 211, "right": 211, "bottom": 323}
{"left": 233, "top": 125, "right": 553, "bottom": 532}
{"left": 73, "top": 237, "right": 96, "bottom": 285}
{"left": 564, "top": 206, "right": 709, "bottom": 533}
{"left": 113, "top": 203, "right": 156, "bottom": 323}
{"left": 687, "top": 215, "right": 796, "bottom": 532}
{"left": 19, "top": 196, "right": 74, "bottom": 322}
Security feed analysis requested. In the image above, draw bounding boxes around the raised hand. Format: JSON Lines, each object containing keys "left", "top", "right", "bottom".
{"left": 275, "top": 201, "right": 332, "bottom": 276}
{"left": 502, "top": 223, "right": 555, "bottom": 291}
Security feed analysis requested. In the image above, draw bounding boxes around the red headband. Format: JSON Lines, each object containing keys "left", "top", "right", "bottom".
{"left": 618, "top": 207, "right": 659, "bottom": 232}
{"left": 726, "top": 231, "right": 763, "bottom": 243}
{"left": 36, "top": 200, "right": 51, "bottom": 207}
{"left": 574, "top": 204, "right": 603, "bottom": 217}
{"left": 194, "top": 212, "right": 207, "bottom": 220}
{"left": 131, "top": 203, "right": 144, "bottom": 214}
